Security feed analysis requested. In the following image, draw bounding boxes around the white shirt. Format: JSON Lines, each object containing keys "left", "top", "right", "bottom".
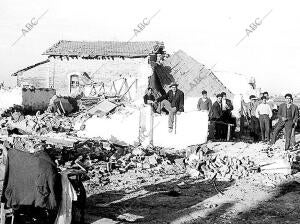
{"left": 222, "top": 99, "right": 227, "bottom": 111}
{"left": 255, "top": 103, "right": 272, "bottom": 118}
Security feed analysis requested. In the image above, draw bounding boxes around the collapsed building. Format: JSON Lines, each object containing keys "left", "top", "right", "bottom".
{"left": 6, "top": 40, "right": 261, "bottom": 148}
{"left": 1, "top": 40, "right": 298, "bottom": 223}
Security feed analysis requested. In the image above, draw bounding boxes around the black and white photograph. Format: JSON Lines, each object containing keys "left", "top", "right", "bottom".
{"left": 0, "top": 0, "right": 300, "bottom": 223}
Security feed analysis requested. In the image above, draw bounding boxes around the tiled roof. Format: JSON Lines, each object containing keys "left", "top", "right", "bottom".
{"left": 43, "top": 40, "right": 164, "bottom": 58}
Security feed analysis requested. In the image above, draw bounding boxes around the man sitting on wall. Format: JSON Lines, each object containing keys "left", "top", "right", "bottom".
{"left": 143, "top": 87, "right": 158, "bottom": 112}
{"left": 156, "top": 82, "right": 184, "bottom": 133}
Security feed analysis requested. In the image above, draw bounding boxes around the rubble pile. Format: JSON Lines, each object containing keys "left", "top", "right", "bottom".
{"left": 85, "top": 146, "right": 185, "bottom": 191}
{"left": 185, "top": 145, "right": 257, "bottom": 180}
{"left": 0, "top": 136, "right": 185, "bottom": 193}
{"left": 0, "top": 112, "right": 74, "bottom": 135}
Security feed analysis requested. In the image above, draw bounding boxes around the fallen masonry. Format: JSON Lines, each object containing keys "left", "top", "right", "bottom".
{"left": 1, "top": 97, "right": 300, "bottom": 223}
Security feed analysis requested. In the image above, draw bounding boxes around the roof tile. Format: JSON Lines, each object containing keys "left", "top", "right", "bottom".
{"left": 43, "top": 40, "right": 164, "bottom": 58}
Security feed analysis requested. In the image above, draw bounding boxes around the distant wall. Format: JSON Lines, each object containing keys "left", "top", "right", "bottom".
{"left": 22, "top": 88, "right": 56, "bottom": 111}
{"left": 0, "top": 87, "right": 55, "bottom": 113}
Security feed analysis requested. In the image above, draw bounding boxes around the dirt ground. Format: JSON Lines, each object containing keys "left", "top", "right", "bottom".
{"left": 84, "top": 139, "right": 300, "bottom": 224}
{"left": 1, "top": 137, "right": 300, "bottom": 223}
{"left": 84, "top": 172, "right": 300, "bottom": 224}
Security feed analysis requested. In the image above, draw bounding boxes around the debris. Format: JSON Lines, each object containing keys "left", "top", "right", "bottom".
{"left": 117, "top": 213, "right": 144, "bottom": 222}
{"left": 260, "top": 158, "right": 292, "bottom": 175}
{"left": 86, "top": 100, "right": 118, "bottom": 116}
{"left": 185, "top": 146, "right": 256, "bottom": 180}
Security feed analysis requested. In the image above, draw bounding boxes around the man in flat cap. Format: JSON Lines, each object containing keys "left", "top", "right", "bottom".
{"left": 156, "top": 82, "right": 184, "bottom": 132}
{"left": 271, "top": 93, "right": 298, "bottom": 150}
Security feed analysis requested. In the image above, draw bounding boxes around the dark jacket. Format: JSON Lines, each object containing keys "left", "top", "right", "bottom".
{"left": 143, "top": 94, "right": 155, "bottom": 105}
{"left": 157, "top": 89, "right": 184, "bottom": 112}
{"left": 222, "top": 99, "right": 233, "bottom": 112}
{"left": 210, "top": 101, "right": 222, "bottom": 120}
{"left": 1, "top": 149, "right": 61, "bottom": 210}
{"left": 278, "top": 103, "right": 299, "bottom": 123}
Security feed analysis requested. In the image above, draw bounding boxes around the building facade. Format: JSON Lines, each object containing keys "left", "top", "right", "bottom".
{"left": 13, "top": 40, "right": 165, "bottom": 99}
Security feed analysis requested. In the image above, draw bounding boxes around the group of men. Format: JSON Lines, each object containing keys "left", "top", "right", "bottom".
{"left": 197, "top": 90, "right": 235, "bottom": 140}
{"left": 143, "top": 83, "right": 299, "bottom": 151}
{"left": 247, "top": 92, "right": 298, "bottom": 150}
{"left": 143, "top": 83, "right": 236, "bottom": 138}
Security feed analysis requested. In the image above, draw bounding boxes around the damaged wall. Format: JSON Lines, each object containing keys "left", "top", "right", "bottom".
{"left": 16, "top": 57, "right": 152, "bottom": 100}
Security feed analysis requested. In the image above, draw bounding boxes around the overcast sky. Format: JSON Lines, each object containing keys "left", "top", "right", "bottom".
{"left": 0, "top": 0, "right": 299, "bottom": 95}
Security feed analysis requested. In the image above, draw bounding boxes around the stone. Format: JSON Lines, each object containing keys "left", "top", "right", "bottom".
{"left": 174, "top": 158, "right": 185, "bottom": 168}
{"left": 132, "top": 147, "right": 145, "bottom": 156}
{"left": 187, "top": 167, "right": 200, "bottom": 178}
{"left": 147, "top": 154, "right": 158, "bottom": 166}
{"left": 117, "top": 213, "right": 144, "bottom": 222}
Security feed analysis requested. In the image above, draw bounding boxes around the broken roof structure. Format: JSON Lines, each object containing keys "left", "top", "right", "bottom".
{"left": 43, "top": 40, "right": 165, "bottom": 58}
{"left": 12, "top": 59, "right": 50, "bottom": 77}
{"left": 154, "top": 50, "right": 233, "bottom": 98}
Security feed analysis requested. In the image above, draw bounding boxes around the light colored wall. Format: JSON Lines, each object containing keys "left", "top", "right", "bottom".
{"left": 50, "top": 57, "right": 152, "bottom": 98}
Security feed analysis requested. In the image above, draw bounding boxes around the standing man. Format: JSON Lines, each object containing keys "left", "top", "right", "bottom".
{"left": 209, "top": 94, "right": 224, "bottom": 140}
{"left": 263, "top": 92, "right": 277, "bottom": 110}
{"left": 220, "top": 92, "right": 234, "bottom": 122}
{"left": 255, "top": 96, "right": 272, "bottom": 142}
{"left": 156, "top": 82, "right": 184, "bottom": 132}
{"left": 263, "top": 91, "right": 277, "bottom": 130}
{"left": 221, "top": 92, "right": 235, "bottom": 139}
{"left": 197, "top": 90, "right": 212, "bottom": 112}
{"left": 247, "top": 95, "right": 260, "bottom": 142}
{"left": 271, "top": 94, "right": 298, "bottom": 150}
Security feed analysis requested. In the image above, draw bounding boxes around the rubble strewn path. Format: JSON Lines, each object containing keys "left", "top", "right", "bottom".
{"left": 82, "top": 139, "right": 300, "bottom": 224}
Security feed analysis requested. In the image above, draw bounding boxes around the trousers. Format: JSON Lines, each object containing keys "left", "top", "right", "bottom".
{"left": 271, "top": 119, "right": 294, "bottom": 150}
{"left": 159, "top": 100, "right": 177, "bottom": 129}
{"left": 250, "top": 116, "right": 260, "bottom": 142}
{"left": 259, "top": 115, "right": 270, "bottom": 141}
